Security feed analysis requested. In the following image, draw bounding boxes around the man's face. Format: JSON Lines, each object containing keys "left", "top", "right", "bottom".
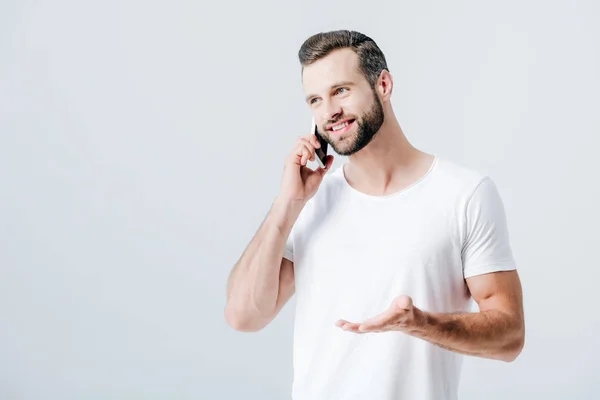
{"left": 302, "top": 48, "right": 384, "bottom": 156}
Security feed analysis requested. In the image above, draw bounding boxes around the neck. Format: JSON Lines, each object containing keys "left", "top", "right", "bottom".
{"left": 344, "top": 106, "right": 435, "bottom": 196}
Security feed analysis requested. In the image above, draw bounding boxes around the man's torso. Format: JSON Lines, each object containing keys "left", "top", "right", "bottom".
{"left": 287, "top": 157, "right": 488, "bottom": 400}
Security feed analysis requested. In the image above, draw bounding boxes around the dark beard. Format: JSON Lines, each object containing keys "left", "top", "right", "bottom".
{"left": 331, "top": 91, "right": 385, "bottom": 156}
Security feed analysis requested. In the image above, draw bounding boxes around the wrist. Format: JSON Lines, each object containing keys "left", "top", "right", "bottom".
{"left": 406, "top": 308, "right": 429, "bottom": 334}
{"left": 270, "top": 196, "right": 305, "bottom": 231}
{"left": 274, "top": 195, "right": 306, "bottom": 214}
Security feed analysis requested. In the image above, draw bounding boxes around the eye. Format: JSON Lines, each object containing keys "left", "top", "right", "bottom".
{"left": 309, "top": 97, "right": 320, "bottom": 105}
{"left": 335, "top": 87, "right": 349, "bottom": 95}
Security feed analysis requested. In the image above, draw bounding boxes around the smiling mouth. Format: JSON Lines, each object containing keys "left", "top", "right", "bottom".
{"left": 328, "top": 119, "right": 356, "bottom": 134}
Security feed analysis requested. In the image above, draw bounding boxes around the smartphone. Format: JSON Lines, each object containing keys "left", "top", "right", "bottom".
{"left": 312, "top": 118, "right": 329, "bottom": 168}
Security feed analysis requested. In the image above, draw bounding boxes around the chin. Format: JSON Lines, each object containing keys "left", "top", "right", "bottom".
{"left": 329, "top": 136, "right": 353, "bottom": 155}
{"left": 333, "top": 143, "right": 360, "bottom": 157}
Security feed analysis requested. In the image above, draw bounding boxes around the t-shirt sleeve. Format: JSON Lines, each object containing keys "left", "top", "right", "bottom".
{"left": 462, "top": 177, "right": 516, "bottom": 279}
{"left": 283, "top": 227, "right": 295, "bottom": 262}
{"left": 283, "top": 231, "right": 294, "bottom": 262}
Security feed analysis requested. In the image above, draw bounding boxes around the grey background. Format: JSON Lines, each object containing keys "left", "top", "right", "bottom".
{"left": 1, "top": 0, "right": 598, "bottom": 399}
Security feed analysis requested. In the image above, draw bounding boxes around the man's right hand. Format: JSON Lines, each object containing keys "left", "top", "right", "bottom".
{"left": 279, "top": 133, "right": 334, "bottom": 204}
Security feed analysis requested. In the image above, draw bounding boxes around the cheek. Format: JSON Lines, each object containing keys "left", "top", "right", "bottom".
{"left": 344, "top": 97, "right": 371, "bottom": 117}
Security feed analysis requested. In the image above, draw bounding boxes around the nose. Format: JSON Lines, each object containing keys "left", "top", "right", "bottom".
{"left": 321, "top": 99, "right": 342, "bottom": 122}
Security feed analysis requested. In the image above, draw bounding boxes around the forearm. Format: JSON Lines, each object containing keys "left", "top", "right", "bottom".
{"left": 408, "top": 309, "right": 524, "bottom": 362}
{"left": 226, "top": 197, "right": 303, "bottom": 317}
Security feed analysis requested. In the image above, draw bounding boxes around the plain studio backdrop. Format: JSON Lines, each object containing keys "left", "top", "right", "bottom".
{"left": 1, "top": 0, "right": 599, "bottom": 399}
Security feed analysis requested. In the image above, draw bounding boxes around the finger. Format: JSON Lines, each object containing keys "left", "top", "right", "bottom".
{"left": 302, "top": 130, "right": 320, "bottom": 148}
{"left": 299, "top": 138, "right": 316, "bottom": 157}
{"left": 301, "top": 148, "right": 309, "bottom": 166}
{"left": 310, "top": 134, "right": 321, "bottom": 148}
{"left": 358, "top": 310, "right": 396, "bottom": 332}
{"left": 294, "top": 142, "right": 312, "bottom": 166}
{"left": 300, "top": 143, "right": 316, "bottom": 165}
{"left": 347, "top": 323, "right": 363, "bottom": 332}
{"left": 292, "top": 136, "right": 319, "bottom": 166}
{"left": 343, "top": 323, "right": 362, "bottom": 332}
{"left": 293, "top": 139, "right": 304, "bottom": 157}
{"left": 287, "top": 142, "right": 312, "bottom": 169}
{"left": 290, "top": 135, "right": 316, "bottom": 159}
{"left": 293, "top": 143, "right": 303, "bottom": 165}
{"left": 335, "top": 319, "right": 352, "bottom": 328}
{"left": 335, "top": 319, "right": 363, "bottom": 332}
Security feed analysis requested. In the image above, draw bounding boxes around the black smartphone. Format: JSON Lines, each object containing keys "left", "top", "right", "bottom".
{"left": 312, "top": 118, "right": 329, "bottom": 168}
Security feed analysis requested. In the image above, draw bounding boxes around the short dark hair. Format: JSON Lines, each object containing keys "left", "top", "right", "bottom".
{"left": 298, "top": 30, "right": 389, "bottom": 88}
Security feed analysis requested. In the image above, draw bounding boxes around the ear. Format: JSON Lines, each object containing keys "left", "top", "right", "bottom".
{"left": 375, "top": 70, "right": 393, "bottom": 102}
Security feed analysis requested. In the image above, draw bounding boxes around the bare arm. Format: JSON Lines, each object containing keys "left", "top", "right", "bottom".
{"left": 224, "top": 133, "right": 333, "bottom": 332}
{"left": 339, "top": 270, "right": 525, "bottom": 362}
{"left": 409, "top": 270, "right": 525, "bottom": 361}
{"left": 224, "top": 197, "right": 302, "bottom": 332}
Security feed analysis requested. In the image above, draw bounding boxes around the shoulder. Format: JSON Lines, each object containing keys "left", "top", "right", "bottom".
{"left": 429, "top": 157, "right": 493, "bottom": 200}
{"left": 428, "top": 158, "right": 512, "bottom": 229}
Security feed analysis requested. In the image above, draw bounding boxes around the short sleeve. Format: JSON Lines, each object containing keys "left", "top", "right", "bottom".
{"left": 283, "top": 226, "right": 294, "bottom": 262}
{"left": 462, "top": 177, "right": 516, "bottom": 279}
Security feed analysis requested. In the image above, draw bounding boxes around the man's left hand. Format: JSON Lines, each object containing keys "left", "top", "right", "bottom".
{"left": 335, "top": 295, "right": 422, "bottom": 333}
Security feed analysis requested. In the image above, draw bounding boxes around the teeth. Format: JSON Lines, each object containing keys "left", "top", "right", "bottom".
{"left": 332, "top": 121, "right": 350, "bottom": 131}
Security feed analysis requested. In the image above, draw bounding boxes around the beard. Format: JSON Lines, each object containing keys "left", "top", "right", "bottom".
{"left": 326, "top": 90, "right": 385, "bottom": 156}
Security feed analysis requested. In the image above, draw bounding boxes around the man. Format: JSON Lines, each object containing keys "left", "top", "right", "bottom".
{"left": 225, "top": 30, "right": 524, "bottom": 400}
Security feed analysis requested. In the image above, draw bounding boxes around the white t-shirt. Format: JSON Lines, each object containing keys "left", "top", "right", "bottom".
{"left": 283, "top": 156, "right": 516, "bottom": 400}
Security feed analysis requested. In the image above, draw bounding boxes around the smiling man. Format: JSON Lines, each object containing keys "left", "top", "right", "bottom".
{"left": 225, "top": 30, "right": 525, "bottom": 400}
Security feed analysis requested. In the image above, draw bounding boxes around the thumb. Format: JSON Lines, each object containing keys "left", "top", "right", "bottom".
{"left": 317, "top": 155, "right": 335, "bottom": 176}
{"left": 393, "top": 295, "right": 413, "bottom": 311}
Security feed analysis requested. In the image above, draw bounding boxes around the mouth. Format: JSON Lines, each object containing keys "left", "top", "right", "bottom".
{"left": 327, "top": 119, "right": 356, "bottom": 136}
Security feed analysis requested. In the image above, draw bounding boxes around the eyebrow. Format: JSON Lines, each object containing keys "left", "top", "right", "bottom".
{"left": 305, "top": 81, "right": 354, "bottom": 103}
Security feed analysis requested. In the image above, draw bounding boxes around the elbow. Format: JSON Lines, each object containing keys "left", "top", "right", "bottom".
{"left": 499, "top": 329, "right": 525, "bottom": 363}
{"left": 224, "top": 304, "right": 266, "bottom": 333}
{"left": 500, "top": 347, "right": 523, "bottom": 363}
